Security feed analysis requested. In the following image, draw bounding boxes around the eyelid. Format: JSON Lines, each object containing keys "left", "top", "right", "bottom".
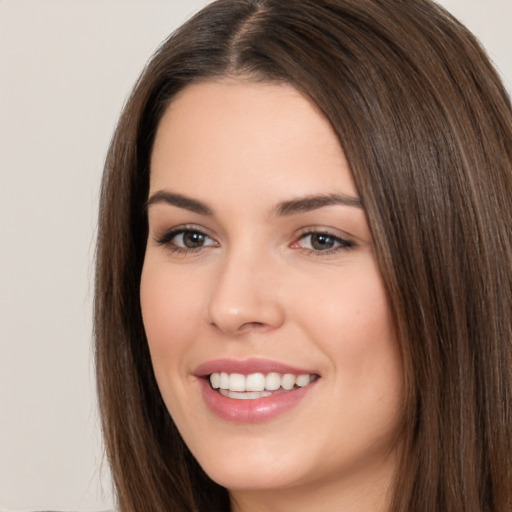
{"left": 151, "top": 223, "right": 357, "bottom": 256}
{"left": 153, "top": 224, "right": 218, "bottom": 249}
{"left": 290, "top": 227, "right": 356, "bottom": 253}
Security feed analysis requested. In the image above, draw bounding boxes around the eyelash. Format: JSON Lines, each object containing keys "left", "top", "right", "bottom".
{"left": 154, "top": 225, "right": 217, "bottom": 255}
{"left": 154, "top": 227, "right": 356, "bottom": 256}
{"left": 292, "top": 229, "right": 355, "bottom": 255}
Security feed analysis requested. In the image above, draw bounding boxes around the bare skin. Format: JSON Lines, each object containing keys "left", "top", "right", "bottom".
{"left": 141, "top": 80, "right": 402, "bottom": 512}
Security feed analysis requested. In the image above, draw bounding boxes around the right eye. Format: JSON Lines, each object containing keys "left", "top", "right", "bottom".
{"left": 155, "top": 228, "right": 217, "bottom": 253}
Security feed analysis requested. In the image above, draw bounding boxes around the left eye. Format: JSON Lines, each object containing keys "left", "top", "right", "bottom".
{"left": 295, "top": 232, "right": 353, "bottom": 252}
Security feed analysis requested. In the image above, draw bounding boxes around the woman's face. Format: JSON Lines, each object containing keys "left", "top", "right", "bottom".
{"left": 141, "top": 80, "right": 403, "bottom": 508}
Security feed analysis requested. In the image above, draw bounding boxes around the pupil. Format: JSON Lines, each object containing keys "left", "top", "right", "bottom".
{"left": 183, "top": 231, "right": 204, "bottom": 248}
{"left": 311, "top": 233, "right": 334, "bottom": 250}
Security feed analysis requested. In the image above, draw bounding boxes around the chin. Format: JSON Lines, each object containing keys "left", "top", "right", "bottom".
{"left": 184, "top": 430, "right": 312, "bottom": 491}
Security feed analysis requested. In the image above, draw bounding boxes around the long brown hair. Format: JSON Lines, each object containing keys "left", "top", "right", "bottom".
{"left": 95, "top": 1, "right": 512, "bottom": 510}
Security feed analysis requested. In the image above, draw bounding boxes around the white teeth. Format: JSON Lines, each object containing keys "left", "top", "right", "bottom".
{"left": 209, "top": 371, "right": 314, "bottom": 393}
{"left": 219, "top": 389, "right": 272, "bottom": 400}
{"left": 219, "top": 372, "right": 229, "bottom": 389}
{"left": 281, "top": 373, "right": 296, "bottom": 390}
{"left": 265, "top": 372, "right": 281, "bottom": 390}
{"left": 229, "top": 373, "right": 245, "bottom": 392}
{"left": 245, "top": 373, "right": 265, "bottom": 391}
{"left": 210, "top": 372, "right": 220, "bottom": 389}
{"left": 296, "top": 374, "right": 311, "bottom": 387}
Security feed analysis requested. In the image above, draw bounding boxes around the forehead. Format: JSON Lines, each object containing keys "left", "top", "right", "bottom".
{"left": 149, "top": 80, "right": 357, "bottom": 202}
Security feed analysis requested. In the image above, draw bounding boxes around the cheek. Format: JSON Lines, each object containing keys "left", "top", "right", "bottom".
{"left": 139, "top": 261, "right": 203, "bottom": 372}
{"left": 315, "top": 270, "right": 402, "bottom": 442}
{"left": 295, "top": 262, "right": 400, "bottom": 397}
{"left": 296, "top": 262, "right": 395, "bottom": 349}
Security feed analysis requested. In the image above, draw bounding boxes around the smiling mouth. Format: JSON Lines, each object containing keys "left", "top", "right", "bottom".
{"left": 209, "top": 372, "right": 318, "bottom": 400}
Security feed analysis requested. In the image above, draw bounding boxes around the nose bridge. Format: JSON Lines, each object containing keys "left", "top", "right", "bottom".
{"left": 206, "top": 241, "right": 284, "bottom": 335}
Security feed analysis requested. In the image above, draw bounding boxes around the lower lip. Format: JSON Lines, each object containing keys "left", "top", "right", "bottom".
{"left": 198, "top": 378, "right": 318, "bottom": 423}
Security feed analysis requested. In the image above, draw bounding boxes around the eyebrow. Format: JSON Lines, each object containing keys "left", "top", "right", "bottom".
{"left": 145, "top": 191, "right": 213, "bottom": 215}
{"left": 145, "top": 190, "right": 362, "bottom": 217}
{"left": 273, "top": 193, "right": 362, "bottom": 216}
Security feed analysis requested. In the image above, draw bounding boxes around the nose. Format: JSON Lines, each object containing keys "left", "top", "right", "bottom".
{"left": 206, "top": 248, "right": 285, "bottom": 336}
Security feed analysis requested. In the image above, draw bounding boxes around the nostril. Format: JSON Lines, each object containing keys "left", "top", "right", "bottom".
{"left": 205, "top": 270, "right": 286, "bottom": 334}
{"left": 242, "top": 321, "right": 265, "bottom": 328}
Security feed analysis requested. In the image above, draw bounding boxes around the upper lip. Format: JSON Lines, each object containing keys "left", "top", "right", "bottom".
{"left": 194, "top": 357, "right": 318, "bottom": 378}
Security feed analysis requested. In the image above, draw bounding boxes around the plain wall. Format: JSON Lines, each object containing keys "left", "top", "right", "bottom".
{"left": 0, "top": 1, "right": 510, "bottom": 510}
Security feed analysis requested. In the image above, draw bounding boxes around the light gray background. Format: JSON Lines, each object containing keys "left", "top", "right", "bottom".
{"left": 0, "top": 1, "right": 510, "bottom": 510}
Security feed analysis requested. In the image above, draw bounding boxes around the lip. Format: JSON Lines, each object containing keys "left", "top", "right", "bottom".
{"left": 194, "top": 358, "right": 320, "bottom": 423}
{"left": 194, "top": 357, "right": 316, "bottom": 377}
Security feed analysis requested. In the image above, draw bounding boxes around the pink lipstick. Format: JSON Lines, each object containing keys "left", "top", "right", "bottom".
{"left": 194, "top": 358, "right": 319, "bottom": 423}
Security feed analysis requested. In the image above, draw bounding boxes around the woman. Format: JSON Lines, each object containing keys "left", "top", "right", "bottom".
{"left": 94, "top": 0, "right": 512, "bottom": 510}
